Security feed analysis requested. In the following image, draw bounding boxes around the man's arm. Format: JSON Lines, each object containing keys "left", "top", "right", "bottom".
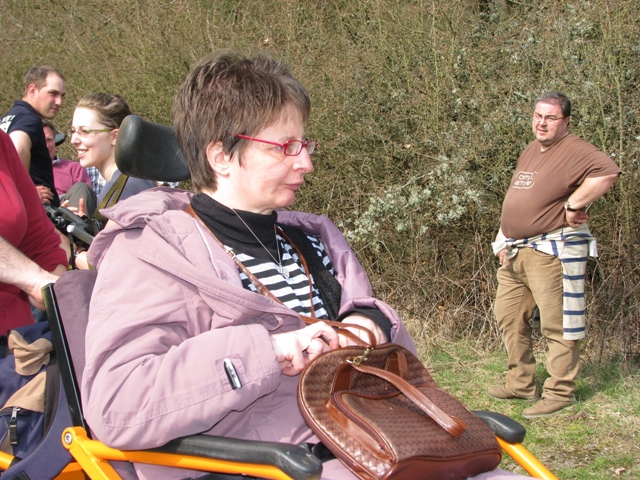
{"left": 565, "top": 173, "right": 619, "bottom": 228}
{"left": 8, "top": 130, "right": 32, "bottom": 172}
{"left": 566, "top": 173, "right": 620, "bottom": 210}
{"left": 0, "top": 235, "right": 64, "bottom": 310}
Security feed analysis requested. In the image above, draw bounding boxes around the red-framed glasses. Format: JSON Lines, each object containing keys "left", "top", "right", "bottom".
{"left": 236, "top": 134, "right": 317, "bottom": 156}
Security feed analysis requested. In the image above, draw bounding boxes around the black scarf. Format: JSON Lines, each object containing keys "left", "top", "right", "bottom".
{"left": 190, "top": 194, "right": 342, "bottom": 318}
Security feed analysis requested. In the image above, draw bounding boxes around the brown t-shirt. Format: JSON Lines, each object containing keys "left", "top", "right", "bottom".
{"left": 500, "top": 134, "right": 620, "bottom": 239}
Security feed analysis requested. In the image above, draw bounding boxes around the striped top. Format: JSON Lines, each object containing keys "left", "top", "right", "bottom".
{"left": 234, "top": 232, "right": 333, "bottom": 318}
{"left": 191, "top": 193, "right": 333, "bottom": 319}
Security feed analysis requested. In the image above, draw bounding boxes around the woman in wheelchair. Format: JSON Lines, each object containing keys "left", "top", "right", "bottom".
{"left": 81, "top": 51, "right": 527, "bottom": 479}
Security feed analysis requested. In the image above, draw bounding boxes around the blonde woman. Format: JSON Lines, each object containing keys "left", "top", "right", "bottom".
{"left": 69, "top": 93, "right": 156, "bottom": 269}
{"left": 70, "top": 93, "right": 155, "bottom": 206}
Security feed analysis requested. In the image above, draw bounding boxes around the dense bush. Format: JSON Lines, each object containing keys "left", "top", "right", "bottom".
{"left": 2, "top": 0, "right": 638, "bottom": 358}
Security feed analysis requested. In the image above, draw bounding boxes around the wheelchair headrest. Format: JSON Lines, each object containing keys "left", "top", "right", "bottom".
{"left": 115, "top": 114, "right": 190, "bottom": 182}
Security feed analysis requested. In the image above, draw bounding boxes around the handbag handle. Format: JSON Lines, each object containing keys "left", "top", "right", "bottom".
{"left": 349, "top": 363, "right": 467, "bottom": 438}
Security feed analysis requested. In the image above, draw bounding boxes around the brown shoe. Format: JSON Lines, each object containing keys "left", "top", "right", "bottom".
{"left": 522, "top": 398, "right": 574, "bottom": 419}
{"left": 487, "top": 385, "right": 540, "bottom": 401}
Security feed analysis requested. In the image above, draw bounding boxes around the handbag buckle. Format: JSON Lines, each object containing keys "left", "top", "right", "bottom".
{"left": 348, "top": 346, "right": 372, "bottom": 366}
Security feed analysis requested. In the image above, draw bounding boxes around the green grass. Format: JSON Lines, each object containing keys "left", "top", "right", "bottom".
{"left": 417, "top": 336, "right": 640, "bottom": 479}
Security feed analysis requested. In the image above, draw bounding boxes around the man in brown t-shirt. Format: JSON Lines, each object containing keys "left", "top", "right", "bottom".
{"left": 489, "top": 92, "right": 620, "bottom": 419}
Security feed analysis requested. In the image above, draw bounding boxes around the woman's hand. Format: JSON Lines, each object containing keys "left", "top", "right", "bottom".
{"left": 60, "top": 197, "right": 88, "bottom": 217}
{"left": 73, "top": 250, "right": 91, "bottom": 270}
{"left": 338, "top": 314, "right": 387, "bottom": 347}
{"left": 270, "top": 321, "right": 339, "bottom": 376}
{"left": 56, "top": 229, "right": 91, "bottom": 270}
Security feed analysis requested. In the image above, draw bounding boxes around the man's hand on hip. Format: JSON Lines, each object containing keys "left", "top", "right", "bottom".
{"left": 566, "top": 209, "right": 589, "bottom": 227}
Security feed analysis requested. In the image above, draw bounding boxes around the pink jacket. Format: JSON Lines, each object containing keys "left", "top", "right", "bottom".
{"left": 82, "top": 187, "right": 416, "bottom": 479}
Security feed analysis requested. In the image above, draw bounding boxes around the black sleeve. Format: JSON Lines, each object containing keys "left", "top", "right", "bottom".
{"left": 337, "top": 306, "right": 392, "bottom": 343}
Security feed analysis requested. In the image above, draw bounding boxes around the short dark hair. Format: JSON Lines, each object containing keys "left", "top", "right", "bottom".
{"left": 75, "top": 93, "right": 132, "bottom": 130}
{"left": 42, "top": 119, "right": 57, "bottom": 134}
{"left": 172, "top": 51, "right": 311, "bottom": 193}
{"left": 534, "top": 91, "right": 571, "bottom": 117}
{"left": 23, "top": 66, "right": 65, "bottom": 93}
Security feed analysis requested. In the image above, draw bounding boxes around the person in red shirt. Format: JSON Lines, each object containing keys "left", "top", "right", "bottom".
{"left": 0, "top": 130, "right": 67, "bottom": 334}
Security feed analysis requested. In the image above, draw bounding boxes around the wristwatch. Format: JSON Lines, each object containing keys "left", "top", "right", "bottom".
{"left": 564, "top": 201, "right": 579, "bottom": 212}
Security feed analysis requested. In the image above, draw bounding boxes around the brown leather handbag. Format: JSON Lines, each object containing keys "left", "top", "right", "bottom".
{"left": 297, "top": 334, "right": 502, "bottom": 479}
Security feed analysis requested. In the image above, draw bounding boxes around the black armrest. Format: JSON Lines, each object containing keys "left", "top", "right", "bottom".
{"left": 473, "top": 410, "right": 527, "bottom": 444}
{"left": 150, "top": 434, "right": 322, "bottom": 480}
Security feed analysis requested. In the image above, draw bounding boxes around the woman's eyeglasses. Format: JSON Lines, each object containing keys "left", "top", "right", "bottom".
{"left": 236, "top": 134, "right": 317, "bottom": 156}
{"left": 68, "top": 127, "right": 112, "bottom": 138}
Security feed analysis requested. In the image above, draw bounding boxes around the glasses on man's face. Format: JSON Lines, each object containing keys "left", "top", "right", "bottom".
{"left": 533, "top": 113, "right": 566, "bottom": 125}
{"left": 236, "top": 134, "right": 317, "bottom": 156}
{"left": 68, "top": 127, "right": 112, "bottom": 138}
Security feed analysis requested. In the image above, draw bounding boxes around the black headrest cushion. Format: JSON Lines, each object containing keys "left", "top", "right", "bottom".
{"left": 114, "top": 114, "right": 190, "bottom": 182}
